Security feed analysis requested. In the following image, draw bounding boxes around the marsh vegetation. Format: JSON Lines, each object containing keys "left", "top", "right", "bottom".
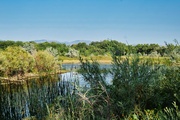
{"left": 0, "top": 40, "right": 179, "bottom": 119}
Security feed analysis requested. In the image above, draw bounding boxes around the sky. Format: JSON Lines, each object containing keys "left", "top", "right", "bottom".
{"left": 0, "top": 0, "right": 180, "bottom": 45}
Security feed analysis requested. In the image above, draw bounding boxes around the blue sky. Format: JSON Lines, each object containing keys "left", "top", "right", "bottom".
{"left": 0, "top": 0, "right": 180, "bottom": 45}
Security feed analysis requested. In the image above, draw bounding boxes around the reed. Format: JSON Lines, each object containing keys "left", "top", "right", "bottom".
{"left": 0, "top": 55, "right": 179, "bottom": 120}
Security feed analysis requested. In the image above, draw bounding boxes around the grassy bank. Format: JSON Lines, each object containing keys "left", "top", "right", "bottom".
{"left": 61, "top": 55, "right": 174, "bottom": 65}
{"left": 0, "top": 70, "right": 68, "bottom": 84}
{"left": 61, "top": 55, "right": 112, "bottom": 64}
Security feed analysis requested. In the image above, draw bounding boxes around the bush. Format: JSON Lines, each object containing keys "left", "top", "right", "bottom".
{"left": 34, "top": 51, "right": 60, "bottom": 73}
{"left": 0, "top": 46, "right": 35, "bottom": 76}
{"left": 45, "top": 55, "right": 180, "bottom": 120}
{"left": 110, "top": 55, "right": 161, "bottom": 118}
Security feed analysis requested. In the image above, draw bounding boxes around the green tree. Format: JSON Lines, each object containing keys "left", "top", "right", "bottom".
{"left": 71, "top": 42, "right": 89, "bottom": 56}
{"left": 1, "top": 46, "right": 35, "bottom": 76}
{"left": 36, "top": 42, "right": 69, "bottom": 55}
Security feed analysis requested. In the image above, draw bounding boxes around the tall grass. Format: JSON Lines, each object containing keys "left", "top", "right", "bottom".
{"left": 46, "top": 55, "right": 180, "bottom": 120}
{"left": 0, "top": 54, "right": 179, "bottom": 120}
{"left": 0, "top": 74, "right": 64, "bottom": 120}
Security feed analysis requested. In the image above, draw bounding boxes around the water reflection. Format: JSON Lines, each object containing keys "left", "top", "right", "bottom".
{"left": 0, "top": 75, "right": 64, "bottom": 120}
{"left": 0, "top": 64, "right": 112, "bottom": 119}
{"left": 62, "top": 63, "right": 112, "bottom": 71}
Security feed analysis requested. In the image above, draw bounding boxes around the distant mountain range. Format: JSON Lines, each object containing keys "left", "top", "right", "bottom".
{"left": 33, "top": 39, "right": 93, "bottom": 45}
{"left": 33, "top": 39, "right": 50, "bottom": 43}
{"left": 64, "top": 40, "right": 92, "bottom": 45}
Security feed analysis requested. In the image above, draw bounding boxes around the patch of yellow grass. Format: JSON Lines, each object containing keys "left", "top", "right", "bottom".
{"left": 61, "top": 56, "right": 175, "bottom": 65}
{"left": 62, "top": 55, "right": 112, "bottom": 64}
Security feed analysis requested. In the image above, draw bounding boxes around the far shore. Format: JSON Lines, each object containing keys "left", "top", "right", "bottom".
{"left": 61, "top": 56, "right": 180, "bottom": 66}
{"left": 62, "top": 59, "right": 112, "bottom": 64}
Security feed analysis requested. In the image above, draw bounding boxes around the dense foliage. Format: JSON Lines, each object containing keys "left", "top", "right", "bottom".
{"left": 0, "top": 39, "right": 179, "bottom": 58}
{"left": 0, "top": 46, "right": 34, "bottom": 76}
{"left": 0, "top": 40, "right": 178, "bottom": 77}
{"left": 46, "top": 55, "right": 179, "bottom": 120}
{"left": 0, "top": 46, "right": 61, "bottom": 77}
{"left": 0, "top": 40, "right": 179, "bottom": 119}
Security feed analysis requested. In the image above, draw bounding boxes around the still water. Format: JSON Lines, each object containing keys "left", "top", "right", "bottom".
{"left": 0, "top": 64, "right": 112, "bottom": 120}
{"left": 0, "top": 75, "right": 64, "bottom": 119}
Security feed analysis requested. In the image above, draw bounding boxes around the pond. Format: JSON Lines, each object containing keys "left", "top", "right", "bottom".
{"left": 0, "top": 75, "right": 63, "bottom": 120}
{"left": 0, "top": 64, "right": 112, "bottom": 120}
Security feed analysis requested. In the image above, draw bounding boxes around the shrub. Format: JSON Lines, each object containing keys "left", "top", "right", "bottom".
{"left": 34, "top": 51, "right": 60, "bottom": 73}
{"left": 110, "top": 55, "right": 161, "bottom": 118}
{"left": 0, "top": 46, "right": 35, "bottom": 76}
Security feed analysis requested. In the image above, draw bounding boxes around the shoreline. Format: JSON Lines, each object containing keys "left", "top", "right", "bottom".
{"left": 62, "top": 59, "right": 112, "bottom": 64}
{"left": 0, "top": 70, "right": 67, "bottom": 84}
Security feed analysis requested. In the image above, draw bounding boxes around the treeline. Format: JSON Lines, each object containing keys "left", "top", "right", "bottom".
{"left": 0, "top": 39, "right": 179, "bottom": 57}
{"left": 72, "top": 40, "right": 180, "bottom": 58}
{"left": 0, "top": 40, "right": 68, "bottom": 56}
{"left": 0, "top": 39, "right": 179, "bottom": 77}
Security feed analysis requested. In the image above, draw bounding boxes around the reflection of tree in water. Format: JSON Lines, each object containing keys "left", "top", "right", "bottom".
{"left": 0, "top": 75, "right": 65, "bottom": 120}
